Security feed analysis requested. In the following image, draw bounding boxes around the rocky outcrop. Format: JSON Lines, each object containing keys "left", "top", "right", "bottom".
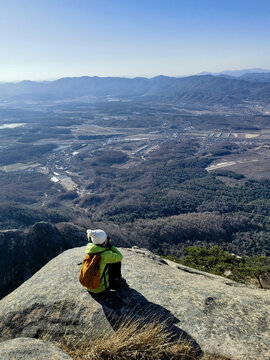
{"left": 0, "top": 246, "right": 269, "bottom": 360}
{"left": 0, "top": 222, "right": 86, "bottom": 299}
{"left": 0, "top": 337, "right": 72, "bottom": 359}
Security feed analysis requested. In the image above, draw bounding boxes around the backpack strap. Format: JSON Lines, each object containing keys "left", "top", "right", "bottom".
{"left": 98, "top": 249, "right": 110, "bottom": 290}
{"left": 100, "top": 263, "right": 110, "bottom": 290}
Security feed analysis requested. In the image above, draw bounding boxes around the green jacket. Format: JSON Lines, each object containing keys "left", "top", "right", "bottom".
{"left": 85, "top": 243, "right": 123, "bottom": 293}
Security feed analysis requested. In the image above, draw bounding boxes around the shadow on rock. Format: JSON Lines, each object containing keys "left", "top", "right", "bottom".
{"left": 88, "top": 282, "right": 202, "bottom": 355}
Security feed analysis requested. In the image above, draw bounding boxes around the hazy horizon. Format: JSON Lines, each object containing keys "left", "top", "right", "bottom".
{"left": 1, "top": 0, "right": 269, "bottom": 82}
{"left": 1, "top": 67, "right": 270, "bottom": 84}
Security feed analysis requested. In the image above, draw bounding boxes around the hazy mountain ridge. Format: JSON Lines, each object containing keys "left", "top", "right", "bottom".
{"left": 1, "top": 73, "right": 270, "bottom": 107}
{"left": 197, "top": 68, "right": 270, "bottom": 77}
{"left": 239, "top": 72, "right": 270, "bottom": 82}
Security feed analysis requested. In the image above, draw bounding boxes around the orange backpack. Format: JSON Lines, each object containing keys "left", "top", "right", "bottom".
{"left": 79, "top": 251, "right": 106, "bottom": 289}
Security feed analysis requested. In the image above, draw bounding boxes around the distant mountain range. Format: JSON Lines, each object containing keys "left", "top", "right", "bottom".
{"left": 0, "top": 71, "right": 270, "bottom": 108}
{"left": 239, "top": 72, "right": 270, "bottom": 82}
{"left": 197, "top": 68, "right": 270, "bottom": 77}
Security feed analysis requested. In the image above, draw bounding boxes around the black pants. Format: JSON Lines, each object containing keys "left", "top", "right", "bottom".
{"left": 108, "top": 262, "right": 122, "bottom": 288}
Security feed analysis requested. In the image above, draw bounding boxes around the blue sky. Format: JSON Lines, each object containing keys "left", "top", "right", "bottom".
{"left": 0, "top": 0, "right": 269, "bottom": 81}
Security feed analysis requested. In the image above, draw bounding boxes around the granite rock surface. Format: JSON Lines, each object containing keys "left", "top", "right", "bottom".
{"left": 0, "top": 246, "right": 269, "bottom": 360}
{"left": 0, "top": 337, "right": 72, "bottom": 360}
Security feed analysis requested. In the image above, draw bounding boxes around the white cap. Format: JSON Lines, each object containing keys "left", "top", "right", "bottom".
{"left": 86, "top": 229, "right": 107, "bottom": 245}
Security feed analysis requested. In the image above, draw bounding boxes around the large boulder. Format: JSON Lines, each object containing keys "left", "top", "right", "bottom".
{"left": 0, "top": 246, "right": 269, "bottom": 360}
{"left": 0, "top": 337, "right": 72, "bottom": 359}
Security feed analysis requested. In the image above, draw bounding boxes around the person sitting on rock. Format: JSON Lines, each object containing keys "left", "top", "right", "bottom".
{"left": 85, "top": 229, "right": 124, "bottom": 297}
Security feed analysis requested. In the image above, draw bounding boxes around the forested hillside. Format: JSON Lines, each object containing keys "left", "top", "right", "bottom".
{"left": 65, "top": 139, "right": 270, "bottom": 257}
{"left": 1, "top": 138, "right": 268, "bottom": 258}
